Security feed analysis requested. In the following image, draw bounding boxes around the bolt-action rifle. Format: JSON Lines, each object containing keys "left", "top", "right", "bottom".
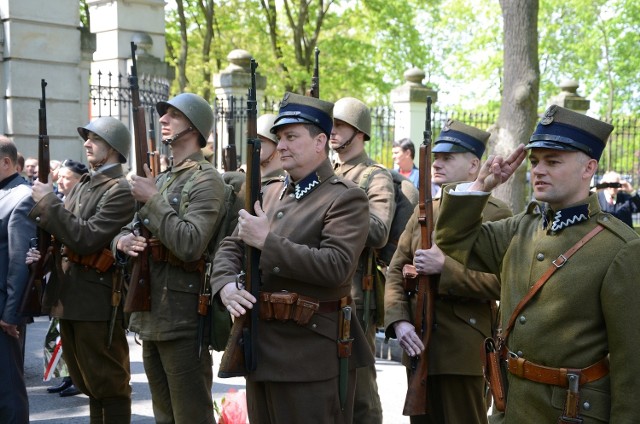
{"left": 123, "top": 42, "right": 154, "bottom": 313}
{"left": 403, "top": 96, "right": 439, "bottom": 416}
{"left": 20, "top": 79, "right": 52, "bottom": 317}
{"left": 222, "top": 96, "right": 238, "bottom": 172}
{"left": 218, "top": 59, "right": 261, "bottom": 377}
{"left": 308, "top": 47, "right": 320, "bottom": 98}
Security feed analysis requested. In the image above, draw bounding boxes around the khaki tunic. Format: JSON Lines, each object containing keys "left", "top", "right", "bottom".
{"left": 333, "top": 151, "right": 395, "bottom": 309}
{"left": 31, "top": 164, "right": 134, "bottom": 320}
{"left": 123, "top": 152, "right": 226, "bottom": 340}
{"left": 435, "top": 188, "right": 640, "bottom": 423}
{"left": 211, "top": 159, "right": 374, "bottom": 382}
{"left": 29, "top": 164, "right": 134, "bottom": 408}
{"left": 385, "top": 195, "right": 511, "bottom": 374}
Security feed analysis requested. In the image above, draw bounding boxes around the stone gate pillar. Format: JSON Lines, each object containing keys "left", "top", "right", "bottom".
{"left": 391, "top": 67, "right": 438, "bottom": 166}
{"left": 0, "top": 0, "right": 86, "bottom": 161}
{"left": 212, "top": 49, "right": 266, "bottom": 170}
{"left": 87, "top": 0, "right": 172, "bottom": 167}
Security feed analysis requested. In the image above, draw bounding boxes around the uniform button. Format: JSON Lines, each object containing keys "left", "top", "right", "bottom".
{"left": 582, "top": 401, "right": 591, "bottom": 411}
{"left": 519, "top": 315, "right": 526, "bottom": 324}
{"left": 289, "top": 193, "right": 295, "bottom": 198}
{"left": 312, "top": 323, "right": 317, "bottom": 329}
{"left": 143, "top": 218, "right": 150, "bottom": 225}
{"left": 276, "top": 211, "right": 284, "bottom": 219}
{"left": 99, "top": 277, "right": 104, "bottom": 281}
{"left": 87, "top": 188, "right": 91, "bottom": 192}
{"left": 188, "top": 284, "right": 193, "bottom": 288}
{"left": 171, "top": 197, "right": 178, "bottom": 204}
{"left": 273, "top": 266, "right": 280, "bottom": 273}
{"left": 602, "top": 216, "right": 609, "bottom": 222}
{"left": 536, "top": 253, "right": 544, "bottom": 261}
{"left": 517, "top": 350, "right": 523, "bottom": 357}
{"left": 469, "top": 318, "right": 477, "bottom": 325}
{"left": 332, "top": 178, "right": 338, "bottom": 183}
{"left": 35, "top": 217, "right": 41, "bottom": 222}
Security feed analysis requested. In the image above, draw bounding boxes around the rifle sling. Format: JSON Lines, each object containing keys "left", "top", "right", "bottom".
{"left": 501, "top": 224, "right": 604, "bottom": 345}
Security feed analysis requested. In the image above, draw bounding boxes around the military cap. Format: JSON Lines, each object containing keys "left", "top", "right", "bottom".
{"left": 271, "top": 92, "right": 334, "bottom": 138}
{"left": 257, "top": 113, "right": 278, "bottom": 144}
{"left": 526, "top": 105, "right": 613, "bottom": 160}
{"left": 61, "top": 159, "right": 89, "bottom": 176}
{"left": 433, "top": 120, "right": 490, "bottom": 159}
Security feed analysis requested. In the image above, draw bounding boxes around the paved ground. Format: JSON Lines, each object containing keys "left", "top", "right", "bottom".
{"left": 25, "top": 316, "right": 410, "bottom": 423}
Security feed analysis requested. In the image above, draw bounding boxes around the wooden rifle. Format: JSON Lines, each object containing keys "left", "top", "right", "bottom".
{"left": 403, "top": 96, "right": 439, "bottom": 416}
{"left": 218, "top": 59, "right": 261, "bottom": 377}
{"left": 308, "top": 47, "right": 320, "bottom": 98}
{"left": 20, "top": 79, "right": 51, "bottom": 317}
{"left": 123, "top": 42, "right": 154, "bottom": 313}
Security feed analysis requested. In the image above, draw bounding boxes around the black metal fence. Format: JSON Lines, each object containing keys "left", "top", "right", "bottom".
{"left": 89, "top": 71, "right": 171, "bottom": 152}
{"left": 93, "top": 84, "right": 640, "bottom": 192}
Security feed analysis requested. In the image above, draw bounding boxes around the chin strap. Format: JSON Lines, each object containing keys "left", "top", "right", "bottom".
{"left": 333, "top": 129, "right": 358, "bottom": 151}
{"left": 161, "top": 126, "right": 194, "bottom": 145}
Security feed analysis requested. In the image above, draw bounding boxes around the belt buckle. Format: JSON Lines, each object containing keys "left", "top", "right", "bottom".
{"left": 553, "top": 254, "right": 568, "bottom": 268}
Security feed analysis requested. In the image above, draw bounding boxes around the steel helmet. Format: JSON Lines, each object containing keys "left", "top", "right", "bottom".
{"left": 77, "top": 116, "right": 131, "bottom": 163}
{"left": 257, "top": 114, "right": 278, "bottom": 144}
{"left": 333, "top": 97, "right": 371, "bottom": 140}
{"left": 156, "top": 93, "right": 213, "bottom": 147}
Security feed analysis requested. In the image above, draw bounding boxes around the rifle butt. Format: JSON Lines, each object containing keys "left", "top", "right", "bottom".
{"left": 123, "top": 257, "right": 151, "bottom": 313}
{"left": 402, "top": 354, "right": 429, "bottom": 416}
{"left": 20, "top": 264, "right": 45, "bottom": 317}
{"left": 217, "top": 314, "right": 248, "bottom": 378}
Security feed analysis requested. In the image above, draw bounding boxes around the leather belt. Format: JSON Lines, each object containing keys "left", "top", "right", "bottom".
{"left": 317, "top": 296, "right": 352, "bottom": 313}
{"left": 62, "top": 246, "right": 115, "bottom": 273}
{"left": 148, "top": 238, "right": 205, "bottom": 274}
{"left": 507, "top": 353, "right": 609, "bottom": 387}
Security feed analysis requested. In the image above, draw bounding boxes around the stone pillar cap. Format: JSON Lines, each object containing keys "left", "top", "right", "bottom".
{"left": 404, "top": 67, "right": 425, "bottom": 85}
{"left": 226, "top": 49, "right": 252, "bottom": 73}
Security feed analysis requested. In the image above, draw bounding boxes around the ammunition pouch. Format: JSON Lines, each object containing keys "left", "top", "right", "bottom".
{"left": 259, "top": 291, "right": 347, "bottom": 326}
{"left": 62, "top": 246, "right": 115, "bottom": 273}
{"left": 148, "top": 237, "right": 205, "bottom": 274}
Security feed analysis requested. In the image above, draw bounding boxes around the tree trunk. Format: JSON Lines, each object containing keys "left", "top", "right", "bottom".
{"left": 176, "top": 0, "right": 189, "bottom": 92}
{"left": 492, "top": 0, "right": 540, "bottom": 213}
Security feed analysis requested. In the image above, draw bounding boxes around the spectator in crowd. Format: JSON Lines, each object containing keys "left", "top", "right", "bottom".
{"left": 596, "top": 170, "right": 640, "bottom": 228}
{"left": 24, "top": 157, "right": 38, "bottom": 184}
{"left": 392, "top": 138, "right": 419, "bottom": 188}
{"left": 0, "top": 136, "right": 35, "bottom": 424}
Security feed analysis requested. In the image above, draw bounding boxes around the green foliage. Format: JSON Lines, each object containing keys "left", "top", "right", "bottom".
{"left": 163, "top": 0, "right": 640, "bottom": 116}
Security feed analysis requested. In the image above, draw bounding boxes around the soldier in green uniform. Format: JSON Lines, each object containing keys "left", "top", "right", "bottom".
{"left": 211, "top": 92, "right": 373, "bottom": 424}
{"left": 114, "top": 93, "right": 226, "bottom": 424}
{"left": 434, "top": 105, "right": 640, "bottom": 423}
{"left": 30, "top": 116, "right": 135, "bottom": 423}
{"left": 385, "top": 121, "right": 512, "bottom": 423}
{"left": 330, "top": 96, "right": 395, "bottom": 424}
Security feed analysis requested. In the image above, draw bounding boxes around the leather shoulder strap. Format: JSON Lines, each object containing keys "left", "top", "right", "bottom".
{"left": 502, "top": 224, "right": 605, "bottom": 343}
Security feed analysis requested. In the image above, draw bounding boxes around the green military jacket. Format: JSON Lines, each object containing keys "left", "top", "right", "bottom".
{"left": 211, "top": 159, "right": 374, "bottom": 382}
{"left": 31, "top": 164, "right": 134, "bottom": 321}
{"left": 334, "top": 151, "right": 396, "bottom": 310}
{"left": 121, "top": 151, "right": 225, "bottom": 341}
{"left": 385, "top": 194, "right": 511, "bottom": 375}
{"left": 435, "top": 187, "right": 640, "bottom": 423}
